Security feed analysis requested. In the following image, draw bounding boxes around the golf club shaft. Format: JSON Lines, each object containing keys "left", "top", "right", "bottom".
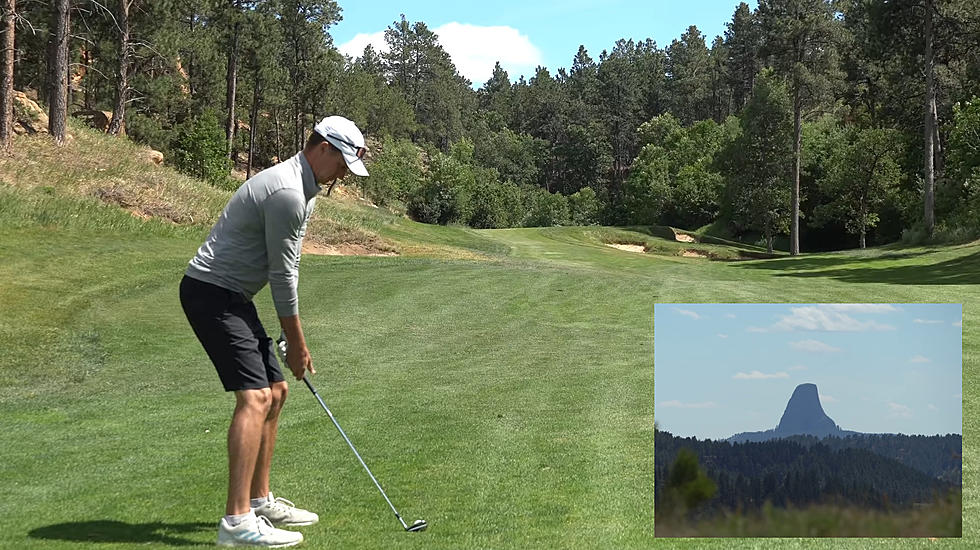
{"left": 301, "top": 376, "right": 410, "bottom": 530}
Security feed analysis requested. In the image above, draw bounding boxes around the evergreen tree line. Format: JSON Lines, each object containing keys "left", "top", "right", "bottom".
{"left": 3, "top": 1, "right": 980, "bottom": 251}
{"left": 655, "top": 430, "right": 960, "bottom": 514}
{"left": 780, "top": 432, "right": 962, "bottom": 485}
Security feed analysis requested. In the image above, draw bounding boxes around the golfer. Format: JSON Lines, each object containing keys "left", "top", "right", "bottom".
{"left": 180, "top": 116, "right": 368, "bottom": 547}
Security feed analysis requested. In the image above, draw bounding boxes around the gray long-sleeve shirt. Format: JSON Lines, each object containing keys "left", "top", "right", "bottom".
{"left": 185, "top": 152, "right": 320, "bottom": 317}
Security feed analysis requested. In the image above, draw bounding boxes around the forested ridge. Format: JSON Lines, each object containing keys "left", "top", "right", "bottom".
{"left": 655, "top": 430, "right": 960, "bottom": 513}
{"left": 4, "top": 1, "right": 980, "bottom": 252}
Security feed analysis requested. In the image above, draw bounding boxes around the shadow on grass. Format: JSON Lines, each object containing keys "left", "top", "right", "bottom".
{"left": 735, "top": 250, "right": 980, "bottom": 285}
{"left": 735, "top": 250, "right": 935, "bottom": 272}
{"left": 29, "top": 520, "right": 213, "bottom": 546}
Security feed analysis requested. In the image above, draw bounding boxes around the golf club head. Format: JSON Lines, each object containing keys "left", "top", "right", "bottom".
{"left": 406, "top": 519, "right": 428, "bottom": 532}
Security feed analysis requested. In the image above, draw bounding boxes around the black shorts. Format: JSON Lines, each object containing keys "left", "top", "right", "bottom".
{"left": 179, "top": 275, "right": 285, "bottom": 391}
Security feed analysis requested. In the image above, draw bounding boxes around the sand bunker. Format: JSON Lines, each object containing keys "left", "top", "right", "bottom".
{"left": 681, "top": 249, "right": 709, "bottom": 258}
{"left": 674, "top": 233, "right": 696, "bottom": 243}
{"left": 302, "top": 241, "right": 398, "bottom": 257}
{"left": 606, "top": 243, "right": 647, "bottom": 253}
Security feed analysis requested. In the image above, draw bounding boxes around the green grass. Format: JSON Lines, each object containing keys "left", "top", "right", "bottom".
{"left": 0, "top": 129, "right": 975, "bottom": 549}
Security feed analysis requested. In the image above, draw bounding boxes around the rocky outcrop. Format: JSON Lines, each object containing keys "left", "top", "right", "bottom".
{"left": 145, "top": 149, "right": 164, "bottom": 165}
{"left": 13, "top": 90, "right": 49, "bottom": 135}
{"left": 72, "top": 109, "right": 113, "bottom": 132}
{"left": 728, "top": 383, "right": 858, "bottom": 443}
{"left": 775, "top": 383, "right": 839, "bottom": 437}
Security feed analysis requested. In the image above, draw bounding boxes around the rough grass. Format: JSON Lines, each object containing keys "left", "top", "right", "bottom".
{"left": 656, "top": 494, "right": 962, "bottom": 537}
{"left": 1, "top": 129, "right": 976, "bottom": 549}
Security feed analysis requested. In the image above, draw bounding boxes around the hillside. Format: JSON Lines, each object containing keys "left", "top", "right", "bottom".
{"left": 1, "top": 127, "right": 977, "bottom": 549}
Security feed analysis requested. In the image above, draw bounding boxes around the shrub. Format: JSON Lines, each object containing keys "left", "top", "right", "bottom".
{"left": 171, "top": 112, "right": 232, "bottom": 189}
{"left": 525, "top": 186, "right": 570, "bottom": 227}
{"left": 671, "top": 164, "right": 722, "bottom": 229}
{"left": 407, "top": 151, "right": 474, "bottom": 225}
{"left": 623, "top": 146, "right": 671, "bottom": 225}
{"left": 568, "top": 187, "right": 600, "bottom": 225}
{"left": 361, "top": 137, "right": 423, "bottom": 207}
{"left": 469, "top": 181, "right": 508, "bottom": 229}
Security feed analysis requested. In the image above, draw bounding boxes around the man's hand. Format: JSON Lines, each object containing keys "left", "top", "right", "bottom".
{"left": 278, "top": 314, "right": 315, "bottom": 380}
{"left": 285, "top": 342, "right": 315, "bottom": 380}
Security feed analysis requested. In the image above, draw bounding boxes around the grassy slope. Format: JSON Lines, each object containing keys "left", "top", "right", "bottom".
{"left": 0, "top": 127, "right": 975, "bottom": 549}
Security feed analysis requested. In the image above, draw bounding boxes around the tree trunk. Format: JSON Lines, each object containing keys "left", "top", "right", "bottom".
{"left": 48, "top": 0, "right": 71, "bottom": 145}
{"left": 274, "top": 105, "right": 282, "bottom": 162}
{"left": 247, "top": 75, "right": 260, "bottom": 178}
{"left": 108, "top": 0, "right": 131, "bottom": 136}
{"left": 225, "top": 1, "right": 241, "bottom": 160}
{"left": 766, "top": 233, "right": 774, "bottom": 255}
{"left": 860, "top": 228, "right": 866, "bottom": 249}
{"left": 791, "top": 80, "right": 802, "bottom": 256}
{"left": 933, "top": 102, "right": 944, "bottom": 180}
{"left": 923, "top": 0, "right": 936, "bottom": 235}
{"left": 82, "top": 46, "right": 90, "bottom": 110}
{"left": 294, "top": 103, "right": 302, "bottom": 153}
{"left": 0, "top": 0, "right": 15, "bottom": 152}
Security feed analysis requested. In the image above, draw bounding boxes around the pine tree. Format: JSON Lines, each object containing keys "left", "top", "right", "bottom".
{"left": 108, "top": 0, "right": 134, "bottom": 136}
{"left": 48, "top": 0, "right": 71, "bottom": 144}
{"left": 0, "top": 0, "right": 14, "bottom": 151}
{"left": 757, "top": 0, "right": 843, "bottom": 255}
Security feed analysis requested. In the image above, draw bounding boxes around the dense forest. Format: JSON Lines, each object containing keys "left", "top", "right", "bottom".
{"left": 655, "top": 430, "right": 960, "bottom": 514}
{"left": 3, "top": 1, "right": 980, "bottom": 252}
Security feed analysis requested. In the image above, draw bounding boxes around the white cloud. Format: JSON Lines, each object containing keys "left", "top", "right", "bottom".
{"left": 746, "top": 326, "right": 768, "bottom": 333}
{"left": 773, "top": 306, "right": 894, "bottom": 332}
{"left": 790, "top": 339, "right": 842, "bottom": 353}
{"left": 914, "top": 318, "right": 943, "bottom": 324}
{"left": 717, "top": 333, "right": 729, "bottom": 339}
{"left": 954, "top": 321, "right": 962, "bottom": 327}
{"left": 788, "top": 365, "right": 808, "bottom": 371}
{"left": 725, "top": 313, "right": 737, "bottom": 319}
{"left": 659, "top": 400, "right": 717, "bottom": 409}
{"left": 825, "top": 304, "right": 899, "bottom": 313}
{"left": 909, "top": 355, "right": 931, "bottom": 363}
{"left": 338, "top": 31, "right": 388, "bottom": 59}
{"left": 339, "top": 23, "right": 544, "bottom": 86}
{"left": 431, "top": 23, "right": 543, "bottom": 85}
{"left": 928, "top": 404, "right": 938, "bottom": 411}
{"left": 888, "top": 402, "right": 913, "bottom": 418}
{"left": 675, "top": 308, "right": 701, "bottom": 320}
{"left": 733, "top": 370, "right": 789, "bottom": 380}
{"left": 820, "top": 393, "right": 837, "bottom": 403}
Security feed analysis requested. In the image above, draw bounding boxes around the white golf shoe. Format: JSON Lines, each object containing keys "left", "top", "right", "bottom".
{"left": 217, "top": 513, "right": 303, "bottom": 547}
{"left": 252, "top": 494, "right": 319, "bottom": 527}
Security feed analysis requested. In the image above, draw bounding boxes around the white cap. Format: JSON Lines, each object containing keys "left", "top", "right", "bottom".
{"left": 313, "top": 115, "right": 369, "bottom": 177}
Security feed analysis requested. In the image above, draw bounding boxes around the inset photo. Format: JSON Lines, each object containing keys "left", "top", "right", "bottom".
{"left": 654, "top": 303, "right": 962, "bottom": 537}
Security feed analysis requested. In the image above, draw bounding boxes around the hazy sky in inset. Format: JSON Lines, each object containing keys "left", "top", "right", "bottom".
{"left": 654, "top": 304, "right": 962, "bottom": 440}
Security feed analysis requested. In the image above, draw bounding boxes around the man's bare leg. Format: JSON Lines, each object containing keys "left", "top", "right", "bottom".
{"left": 251, "top": 381, "right": 288, "bottom": 500}
{"left": 226, "top": 387, "right": 272, "bottom": 515}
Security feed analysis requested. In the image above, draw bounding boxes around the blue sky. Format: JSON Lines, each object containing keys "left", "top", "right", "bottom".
{"left": 654, "top": 304, "right": 962, "bottom": 440}
{"left": 331, "top": 1, "right": 757, "bottom": 86}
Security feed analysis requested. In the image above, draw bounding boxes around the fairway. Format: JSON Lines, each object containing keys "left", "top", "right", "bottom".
{"left": 1, "top": 184, "right": 976, "bottom": 549}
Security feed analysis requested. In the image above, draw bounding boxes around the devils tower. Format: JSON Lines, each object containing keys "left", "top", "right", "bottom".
{"left": 728, "top": 383, "right": 855, "bottom": 443}
{"left": 775, "top": 383, "right": 839, "bottom": 437}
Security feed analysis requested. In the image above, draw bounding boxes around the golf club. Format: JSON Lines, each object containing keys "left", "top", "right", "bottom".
{"left": 276, "top": 335, "right": 428, "bottom": 533}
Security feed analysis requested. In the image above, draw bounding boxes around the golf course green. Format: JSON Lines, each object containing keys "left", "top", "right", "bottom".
{"left": 0, "top": 129, "right": 974, "bottom": 549}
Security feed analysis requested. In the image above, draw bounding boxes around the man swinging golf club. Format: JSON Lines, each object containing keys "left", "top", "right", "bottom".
{"left": 180, "top": 116, "right": 368, "bottom": 547}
